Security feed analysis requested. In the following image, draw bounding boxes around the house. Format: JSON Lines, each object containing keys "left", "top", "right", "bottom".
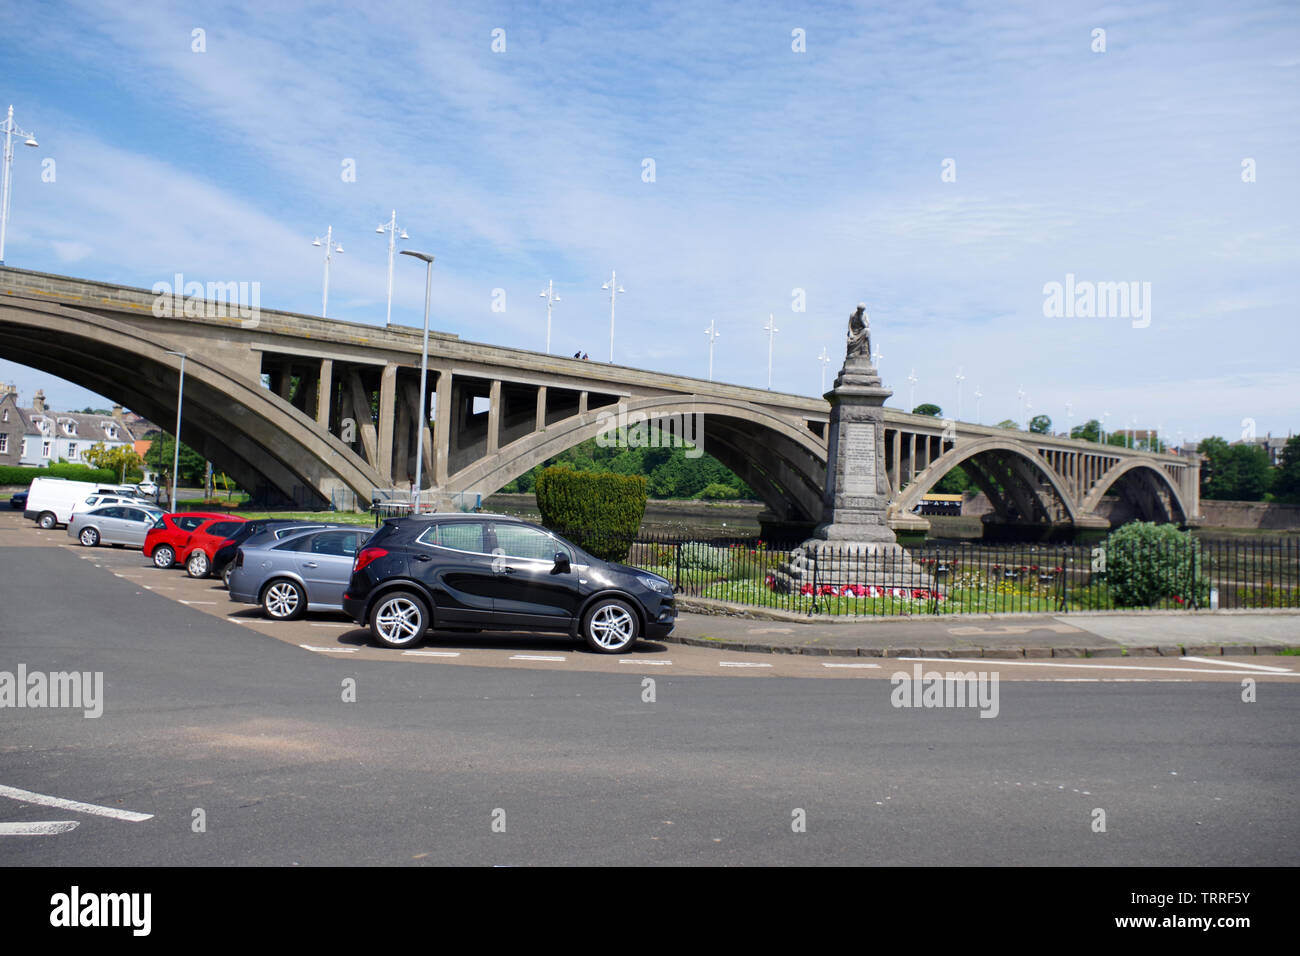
{"left": 17, "top": 390, "right": 139, "bottom": 466}
{"left": 0, "top": 384, "right": 33, "bottom": 466}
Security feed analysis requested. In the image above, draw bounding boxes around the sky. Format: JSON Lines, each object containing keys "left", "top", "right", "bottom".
{"left": 0, "top": 0, "right": 1296, "bottom": 446}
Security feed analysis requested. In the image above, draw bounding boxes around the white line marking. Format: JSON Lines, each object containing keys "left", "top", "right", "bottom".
{"left": 510, "top": 654, "right": 565, "bottom": 662}
{"left": 822, "top": 662, "right": 882, "bottom": 669}
{"left": 178, "top": 600, "right": 217, "bottom": 605}
{"left": 897, "top": 656, "right": 1300, "bottom": 677}
{"left": 0, "top": 785, "right": 153, "bottom": 822}
{"left": 298, "top": 644, "right": 357, "bottom": 653}
{"left": 619, "top": 659, "right": 672, "bottom": 665}
{"left": 309, "top": 623, "right": 352, "bottom": 628}
{"left": 720, "top": 661, "right": 773, "bottom": 668}
{"left": 1181, "top": 656, "right": 1294, "bottom": 673}
{"left": 403, "top": 650, "right": 461, "bottom": 657}
{"left": 0, "top": 821, "right": 80, "bottom": 835}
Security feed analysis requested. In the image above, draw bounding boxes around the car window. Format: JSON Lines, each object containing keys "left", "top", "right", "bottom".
{"left": 310, "top": 530, "right": 362, "bottom": 557}
{"left": 123, "top": 508, "right": 152, "bottom": 523}
{"left": 152, "top": 515, "right": 166, "bottom": 530}
{"left": 274, "top": 524, "right": 323, "bottom": 539}
{"left": 206, "top": 522, "right": 241, "bottom": 538}
{"left": 175, "top": 516, "right": 206, "bottom": 531}
{"left": 416, "top": 522, "right": 485, "bottom": 553}
{"left": 492, "top": 523, "right": 570, "bottom": 561}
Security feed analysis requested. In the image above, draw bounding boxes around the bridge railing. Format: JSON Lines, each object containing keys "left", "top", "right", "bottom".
{"left": 547, "top": 529, "right": 1298, "bottom": 618}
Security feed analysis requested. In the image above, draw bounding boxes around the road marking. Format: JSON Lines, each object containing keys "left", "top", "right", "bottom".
{"left": 403, "top": 650, "right": 461, "bottom": 657}
{"left": 510, "top": 654, "right": 565, "bottom": 662}
{"left": 178, "top": 600, "right": 217, "bottom": 605}
{"left": 1181, "top": 656, "right": 1293, "bottom": 673}
{"left": 720, "top": 661, "right": 773, "bottom": 668}
{"left": 0, "top": 785, "right": 153, "bottom": 822}
{"left": 0, "top": 821, "right": 80, "bottom": 836}
{"left": 821, "top": 660, "right": 883, "bottom": 671}
{"left": 620, "top": 659, "right": 672, "bottom": 665}
{"left": 309, "top": 623, "right": 352, "bottom": 628}
{"left": 897, "top": 656, "right": 1300, "bottom": 677}
{"left": 298, "top": 644, "right": 357, "bottom": 653}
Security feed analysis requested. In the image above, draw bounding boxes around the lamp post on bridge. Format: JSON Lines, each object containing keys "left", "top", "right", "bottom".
{"left": 601, "top": 270, "right": 625, "bottom": 362}
{"left": 0, "top": 105, "right": 39, "bottom": 265}
{"left": 955, "top": 367, "right": 965, "bottom": 421}
{"left": 704, "top": 319, "right": 720, "bottom": 380}
{"left": 539, "top": 279, "right": 560, "bottom": 354}
{"left": 818, "top": 347, "right": 831, "bottom": 393}
{"left": 974, "top": 385, "right": 983, "bottom": 424}
{"left": 376, "top": 211, "right": 409, "bottom": 327}
{"left": 907, "top": 369, "right": 917, "bottom": 412}
{"left": 311, "top": 226, "right": 344, "bottom": 318}
{"left": 763, "top": 314, "right": 779, "bottom": 390}
{"left": 401, "top": 249, "right": 435, "bottom": 512}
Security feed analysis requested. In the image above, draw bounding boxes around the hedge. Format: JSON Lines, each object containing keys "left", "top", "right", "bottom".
{"left": 535, "top": 466, "right": 647, "bottom": 561}
{"left": 0, "top": 463, "right": 118, "bottom": 486}
{"left": 1104, "top": 521, "right": 1209, "bottom": 607}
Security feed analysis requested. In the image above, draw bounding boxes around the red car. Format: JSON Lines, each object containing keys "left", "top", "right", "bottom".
{"left": 176, "top": 517, "right": 248, "bottom": 578}
{"left": 144, "top": 513, "right": 236, "bottom": 570}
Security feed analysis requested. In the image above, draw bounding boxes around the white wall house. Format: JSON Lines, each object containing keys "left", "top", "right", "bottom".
{"left": 17, "top": 390, "right": 138, "bottom": 467}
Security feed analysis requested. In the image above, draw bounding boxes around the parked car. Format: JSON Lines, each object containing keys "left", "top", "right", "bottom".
{"left": 9, "top": 491, "right": 28, "bottom": 511}
{"left": 24, "top": 477, "right": 136, "bottom": 528}
{"left": 176, "top": 517, "right": 249, "bottom": 578}
{"left": 211, "top": 520, "right": 348, "bottom": 588}
{"left": 73, "top": 493, "right": 151, "bottom": 517}
{"left": 137, "top": 481, "right": 159, "bottom": 498}
{"left": 229, "top": 526, "right": 374, "bottom": 619}
{"left": 67, "top": 504, "right": 163, "bottom": 549}
{"left": 143, "top": 512, "right": 233, "bottom": 569}
{"left": 341, "top": 514, "right": 675, "bottom": 653}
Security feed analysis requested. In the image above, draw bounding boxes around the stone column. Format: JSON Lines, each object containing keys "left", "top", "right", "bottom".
{"left": 434, "top": 371, "right": 452, "bottom": 486}
{"left": 317, "top": 359, "right": 333, "bottom": 429}
{"left": 535, "top": 385, "right": 547, "bottom": 432}
{"left": 486, "top": 379, "right": 501, "bottom": 454}
{"left": 377, "top": 363, "right": 397, "bottom": 483}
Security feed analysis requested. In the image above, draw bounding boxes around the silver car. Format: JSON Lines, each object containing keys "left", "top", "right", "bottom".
{"left": 68, "top": 504, "right": 163, "bottom": 548}
{"left": 228, "top": 526, "right": 373, "bottom": 620}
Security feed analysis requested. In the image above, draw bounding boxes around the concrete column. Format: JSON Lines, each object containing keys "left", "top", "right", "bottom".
{"left": 277, "top": 366, "right": 293, "bottom": 401}
{"left": 908, "top": 432, "right": 917, "bottom": 481}
{"left": 316, "top": 359, "right": 332, "bottom": 429}
{"left": 578, "top": 391, "right": 588, "bottom": 414}
{"left": 535, "top": 385, "right": 547, "bottom": 433}
{"left": 377, "top": 363, "right": 397, "bottom": 483}
{"left": 346, "top": 370, "right": 379, "bottom": 467}
{"left": 890, "top": 428, "right": 901, "bottom": 494}
{"left": 434, "top": 371, "right": 452, "bottom": 486}
{"left": 486, "top": 379, "right": 501, "bottom": 454}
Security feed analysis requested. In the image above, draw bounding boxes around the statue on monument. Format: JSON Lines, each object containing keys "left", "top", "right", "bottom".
{"left": 846, "top": 303, "right": 870, "bottom": 359}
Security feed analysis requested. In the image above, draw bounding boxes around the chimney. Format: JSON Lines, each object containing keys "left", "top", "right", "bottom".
{"left": 32, "top": 389, "right": 45, "bottom": 414}
{"left": 112, "top": 404, "right": 124, "bottom": 421}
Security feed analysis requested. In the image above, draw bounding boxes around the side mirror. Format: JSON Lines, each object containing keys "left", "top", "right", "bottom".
{"left": 553, "top": 552, "right": 571, "bottom": 573}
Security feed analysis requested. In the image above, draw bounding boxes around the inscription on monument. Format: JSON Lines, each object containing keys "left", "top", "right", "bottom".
{"left": 840, "top": 421, "right": 876, "bottom": 496}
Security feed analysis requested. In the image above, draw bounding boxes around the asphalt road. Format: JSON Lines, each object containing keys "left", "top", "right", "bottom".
{"left": 1, "top": 537, "right": 1298, "bottom": 866}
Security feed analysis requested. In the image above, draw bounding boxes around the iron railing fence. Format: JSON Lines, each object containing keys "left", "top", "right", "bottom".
{"left": 545, "top": 528, "right": 1299, "bottom": 618}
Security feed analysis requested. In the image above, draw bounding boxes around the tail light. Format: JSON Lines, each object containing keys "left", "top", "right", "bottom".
{"left": 353, "top": 547, "right": 388, "bottom": 574}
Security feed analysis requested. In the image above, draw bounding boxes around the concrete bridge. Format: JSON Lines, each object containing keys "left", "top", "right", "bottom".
{"left": 0, "top": 267, "right": 1199, "bottom": 535}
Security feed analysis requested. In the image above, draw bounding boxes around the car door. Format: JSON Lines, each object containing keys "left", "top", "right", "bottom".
{"left": 119, "top": 507, "right": 155, "bottom": 548}
{"left": 290, "top": 529, "right": 365, "bottom": 609}
{"left": 412, "top": 521, "right": 498, "bottom": 625}
{"left": 486, "top": 522, "right": 582, "bottom": 627}
{"left": 92, "top": 506, "right": 127, "bottom": 544}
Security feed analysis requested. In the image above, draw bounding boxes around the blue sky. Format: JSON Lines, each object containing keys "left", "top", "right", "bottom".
{"left": 1, "top": 0, "right": 1296, "bottom": 445}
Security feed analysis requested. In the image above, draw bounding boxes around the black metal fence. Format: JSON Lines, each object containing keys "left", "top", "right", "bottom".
{"left": 560, "top": 529, "right": 1299, "bottom": 617}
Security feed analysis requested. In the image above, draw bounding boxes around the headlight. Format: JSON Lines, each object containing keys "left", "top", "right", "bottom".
{"left": 637, "top": 575, "right": 673, "bottom": 595}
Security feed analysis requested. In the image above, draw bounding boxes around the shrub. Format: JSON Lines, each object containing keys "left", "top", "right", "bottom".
{"left": 535, "top": 466, "right": 647, "bottom": 561}
{"left": 678, "top": 541, "right": 729, "bottom": 572}
{"left": 694, "top": 482, "right": 743, "bottom": 500}
{"left": 1104, "top": 522, "right": 1209, "bottom": 607}
{"left": 0, "top": 463, "right": 117, "bottom": 486}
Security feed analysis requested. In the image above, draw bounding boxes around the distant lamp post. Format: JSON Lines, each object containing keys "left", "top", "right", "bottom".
{"left": 311, "top": 226, "right": 344, "bottom": 318}
{"left": 164, "top": 350, "right": 186, "bottom": 510}
{"left": 763, "top": 314, "right": 779, "bottom": 390}
{"left": 1017, "top": 386, "right": 1027, "bottom": 430}
{"left": 601, "top": 270, "right": 625, "bottom": 362}
{"left": 907, "top": 368, "right": 918, "bottom": 411}
{"left": 1101, "top": 410, "right": 1111, "bottom": 446}
{"left": 0, "top": 104, "right": 40, "bottom": 265}
{"left": 400, "top": 250, "right": 435, "bottom": 511}
{"left": 818, "top": 347, "right": 831, "bottom": 393}
{"left": 973, "top": 386, "right": 983, "bottom": 424}
{"left": 1065, "top": 402, "right": 1074, "bottom": 437}
{"left": 539, "top": 280, "right": 561, "bottom": 354}
{"left": 704, "top": 319, "right": 721, "bottom": 380}
{"left": 955, "top": 367, "right": 965, "bottom": 421}
{"left": 376, "top": 210, "right": 409, "bottom": 326}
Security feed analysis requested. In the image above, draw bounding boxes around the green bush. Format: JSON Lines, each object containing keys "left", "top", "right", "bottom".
{"left": 694, "top": 482, "right": 743, "bottom": 500}
{"left": 535, "top": 466, "right": 647, "bottom": 561}
{"left": 0, "top": 463, "right": 118, "bottom": 486}
{"left": 678, "top": 541, "right": 728, "bottom": 572}
{"left": 1104, "top": 522, "right": 1208, "bottom": 607}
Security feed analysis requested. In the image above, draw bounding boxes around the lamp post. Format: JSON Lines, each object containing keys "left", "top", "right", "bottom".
{"left": 818, "top": 346, "right": 831, "bottom": 393}
{"left": 955, "top": 366, "right": 965, "bottom": 421}
{"left": 601, "top": 270, "right": 625, "bottom": 362}
{"left": 400, "top": 250, "right": 435, "bottom": 512}
{"left": 1065, "top": 402, "right": 1073, "bottom": 437}
{"left": 1017, "top": 386, "right": 1026, "bottom": 430}
{"left": 907, "top": 368, "right": 917, "bottom": 411}
{"left": 974, "top": 386, "right": 983, "bottom": 424}
{"left": 311, "top": 226, "right": 344, "bottom": 318}
{"left": 539, "top": 279, "right": 560, "bottom": 354}
{"left": 705, "top": 319, "right": 721, "bottom": 380}
{"left": 763, "top": 314, "right": 779, "bottom": 390}
{"left": 0, "top": 105, "right": 39, "bottom": 265}
{"left": 376, "top": 211, "right": 409, "bottom": 326}
{"left": 164, "top": 350, "right": 186, "bottom": 510}
{"left": 1101, "top": 410, "right": 1110, "bottom": 446}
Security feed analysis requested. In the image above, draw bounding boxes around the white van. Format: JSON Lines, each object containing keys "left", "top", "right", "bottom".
{"left": 24, "top": 477, "right": 129, "bottom": 529}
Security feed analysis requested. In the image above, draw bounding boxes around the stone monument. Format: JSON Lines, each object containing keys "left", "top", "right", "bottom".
{"left": 774, "top": 305, "right": 933, "bottom": 594}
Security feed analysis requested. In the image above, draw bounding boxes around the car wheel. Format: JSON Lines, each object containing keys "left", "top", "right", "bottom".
{"left": 186, "top": 550, "right": 210, "bottom": 578}
{"left": 79, "top": 527, "right": 100, "bottom": 547}
{"left": 369, "top": 592, "right": 430, "bottom": 649}
{"left": 261, "top": 579, "right": 306, "bottom": 621}
{"left": 38, "top": 512, "right": 56, "bottom": 530}
{"left": 152, "top": 545, "right": 175, "bottom": 569}
{"left": 582, "top": 598, "right": 640, "bottom": 654}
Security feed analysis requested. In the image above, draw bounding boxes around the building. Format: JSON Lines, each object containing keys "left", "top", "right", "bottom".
{"left": 1233, "top": 434, "right": 1291, "bottom": 468}
{"left": 17, "top": 390, "right": 139, "bottom": 467}
{"left": 0, "top": 384, "right": 32, "bottom": 466}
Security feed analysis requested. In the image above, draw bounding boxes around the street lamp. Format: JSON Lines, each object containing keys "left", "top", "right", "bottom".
{"left": 704, "top": 319, "right": 721, "bottom": 380}
{"left": 539, "top": 280, "right": 560, "bottom": 354}
{"left": 1065, "top": 402, "right": 1073, "bottom": 437}
{"left": 0, "top": 105, "right": 40, "bottom": 265}
{"left": 974, "top": 386, "right": 983, "bottom": 424}
{"left": 400, "top": 250, "right": 435, "bottom": 512}
{"left": 818, "top": 347, "right": 832, "bottom": 393}
{"left": 311, "top": 226, "right": 344, "bottom": 318}
{"left": 1101, "top": 410, "right": 1110, "bottom": 446}
{"left": 164, "top": 350, "right": 186, "bottom": 511}
{"left": 376, "top": 211, "right": 409, "bottom": 326}
{"left": 763, "top": 314, "right": 779, "bottom": 390}
{"left": 601, "top": 271, "right": 625, "bottom": 362}
{"left": 955, "top": 367, "right": 965, "bottom": 421}
{"left": 907, "top": 368, "right": 917, "bottom": 411}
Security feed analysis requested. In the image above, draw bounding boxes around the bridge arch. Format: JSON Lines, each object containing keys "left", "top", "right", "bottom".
{"left": 1081, "top": 458, "right": 1189, "bottom": 524}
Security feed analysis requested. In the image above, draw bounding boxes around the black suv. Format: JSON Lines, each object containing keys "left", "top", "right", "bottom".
{"left": 342, "top": 514, "right": 675, "bottom": 653}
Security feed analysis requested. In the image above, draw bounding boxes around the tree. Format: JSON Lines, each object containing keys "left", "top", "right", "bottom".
{"left": 1198, "top": 436, "right": 1271, "bottom": 500}
{"left": 83, "top": 443, "right": 144, "bottom": 482}
{"left": 912, "top": 403, "right": 942, "bottom": 417}
{"left": 144, "top": 433, "right": 207, "bottom": 489}
{"left": 1071, "top": 419, "right": 1101, "bottom": 443}
{"left": 1029, "top": 414, "right": 1052, "bottom": 435}
{"left": 995, "top": 419, "right": 1019, "bottom": 430}
{"left": 934, "top": 465, "right": 973, "bottom": 494}
{"left": 1273, "top": 436, "right": 1300, "bottom": 503}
